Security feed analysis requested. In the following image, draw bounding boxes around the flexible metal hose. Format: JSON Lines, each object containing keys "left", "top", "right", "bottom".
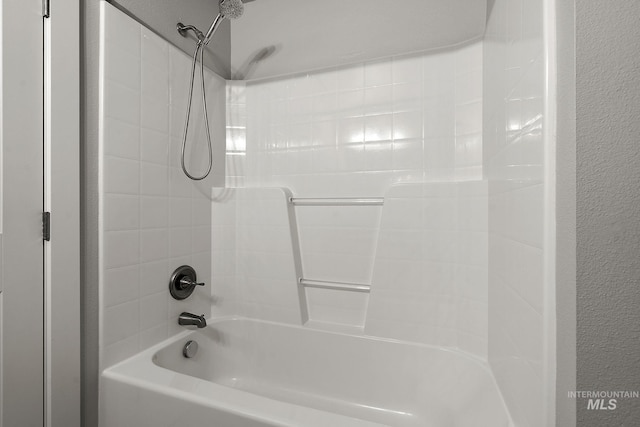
{"left": 180, "top": 40, "right": 213, "bottom": 181}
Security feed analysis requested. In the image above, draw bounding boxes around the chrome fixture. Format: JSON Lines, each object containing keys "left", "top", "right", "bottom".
{"left": 176, "top": 0, "right": 245, "bottom": 181}
{"left": 169, "top": 265, "right": 205, "bottom": 300}
{"left": 177, "top": 23, "right": 204, "bottom": 42}
{"left": 288, "top": 197, "right": 385, "bottom": 207}
{"left": 298, "top": 278, "right": 371, "bottom": 293}
{"left": 182, "top": 340, "right": 199, "bottom": 358}
{"left": 202, "top": 0, "right": 244, "bottom": 46}
{"left": 178, "top": 312, "right": 207, "bottom": 329}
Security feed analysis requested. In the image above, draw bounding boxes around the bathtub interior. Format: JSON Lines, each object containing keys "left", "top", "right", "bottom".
{"left": 130, "top": 317, "right": 512, "bottom": 427}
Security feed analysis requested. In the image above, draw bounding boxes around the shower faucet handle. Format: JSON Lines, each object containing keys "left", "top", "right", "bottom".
{"left": 179, "top": 277, "right": 205, "bottom": 288}
{"left": 169, "top": 265, "right": 205, "bottom": 300}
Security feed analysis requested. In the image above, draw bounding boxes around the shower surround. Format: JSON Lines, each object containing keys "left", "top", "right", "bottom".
{"left": 99, "top": 1, "right": 554, "bottom": 426}
{"left": 217, "top": 42, "right": 489, "bottom": 357}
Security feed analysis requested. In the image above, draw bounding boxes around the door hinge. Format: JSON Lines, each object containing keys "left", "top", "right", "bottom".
{"left": 43, "top": 0, "right": 50, "bottom": 18}
{"left": 43, "top": 212, "right": 51, "bottom": 241}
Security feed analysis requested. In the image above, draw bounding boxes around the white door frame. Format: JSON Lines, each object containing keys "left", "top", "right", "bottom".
{"left": 2, "top": 2, "right": 79, "bottom": 425}
{"left": 2, "top": 1, "right": 45, "bottom": 426}
{"left": 44, "top": 0, "right": 80, "bottom": 426}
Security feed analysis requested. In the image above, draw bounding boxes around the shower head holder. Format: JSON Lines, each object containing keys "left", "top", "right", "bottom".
{"left": 177, "top": 0, "right": 244, "bottom": 46}
{"left": 177, "top": 23, "right": 205, "bottom": 43}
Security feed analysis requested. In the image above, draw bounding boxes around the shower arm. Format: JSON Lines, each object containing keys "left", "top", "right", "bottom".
{"left": 176, "top": 23, "right": 205, "bottom": 43}
{"left": 176, "top": 12, "right": 224, "bottom": 47}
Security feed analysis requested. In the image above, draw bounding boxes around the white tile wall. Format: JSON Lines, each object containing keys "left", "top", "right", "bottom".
{"left": 227, "top": 42, "right": 483, "bottom": 196}
{"left": 211, "top": 187, "right": 303, "bottom": 324}
{"left": 211, "top": 181, "right": 488, "bottom": 353}
{"left": 99, "top": 3, "right": 225, "bottom": 368}
{"left": 211, "top": 187, "right": 238, "bottom": 315}
{"left": 225, "top": 42, "right": 484, "bottom": 329}
{"left": 305, "top": 287, "right": 368, "bottom": 328}
{"left": 487, "top": 181, "right": 545, "bottom": 426}
{"left": 295, "top": 206, "right": 382, "bottom": 285}
{"left": 365, "top": 181, "right": 489, "bottom": 358}
{"left": 484, "top": 0, "right": 547, "bottom": 424}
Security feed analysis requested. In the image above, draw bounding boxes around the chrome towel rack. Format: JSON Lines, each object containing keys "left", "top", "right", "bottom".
{"left": 290, "top": 195, "right": 381, "bottom": 295}
{"left": 288, "top": 197, "right": 384, "bottom": 207}
{"left": 298, "top": 278, "right": 371, "bottom": 293}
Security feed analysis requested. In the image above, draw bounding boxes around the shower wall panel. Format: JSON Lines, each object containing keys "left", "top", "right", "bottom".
{"left": 99, "top": 3, "right": 225, "bottom": 368}
{"left": 211, "top": 187, "right": 303, "bottom": 324}
{"left": 224, "top": 43, "right": 485, "bottom": 336}
{"left": 230, "top": 42, "right": 484, "bottom": 194}
{"left": 484, "top": 0, "right": 548, "bottom": 425}
{"left": 210, "top": 181, "right": 489, "bottom": 360}
{"left": 365, "top": 181, "right": 489, "bottom": 358}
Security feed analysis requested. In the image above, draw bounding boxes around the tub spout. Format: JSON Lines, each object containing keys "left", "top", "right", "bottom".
{"left": 178, "top": 312, "right": 207, "bottom": 328}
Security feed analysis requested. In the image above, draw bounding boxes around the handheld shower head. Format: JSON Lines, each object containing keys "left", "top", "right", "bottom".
{"left": 219, "top": 0, "right": 244, "bottom": 19}
{"left": 177, "top": 0, "right": 245, "bottom": 181}
{"left": 202, "top": 0, "right": 245, "bottom": 45}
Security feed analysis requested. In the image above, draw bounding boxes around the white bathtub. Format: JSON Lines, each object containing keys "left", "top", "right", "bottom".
{"left": 101, "top": 317, "right": 513, "bottom": 427}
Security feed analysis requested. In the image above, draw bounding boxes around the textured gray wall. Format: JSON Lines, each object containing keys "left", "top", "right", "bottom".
{"left": 576, "top": 1, "right": 640, "bottom": 426}
{"left": 81, "top": 1, "right": 230, "bottom": 426}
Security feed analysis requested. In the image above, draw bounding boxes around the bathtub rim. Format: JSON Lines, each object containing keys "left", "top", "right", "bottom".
{"left": 108, "top": 315, "right": 493, "bottom": 369}
{"left": 101, "top": 315, "right": 514, "bottom": 427}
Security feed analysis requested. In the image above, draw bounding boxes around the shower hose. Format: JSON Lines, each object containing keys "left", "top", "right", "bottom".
{"left": 181, "top": 40, "right": 213, "bottom": 181}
